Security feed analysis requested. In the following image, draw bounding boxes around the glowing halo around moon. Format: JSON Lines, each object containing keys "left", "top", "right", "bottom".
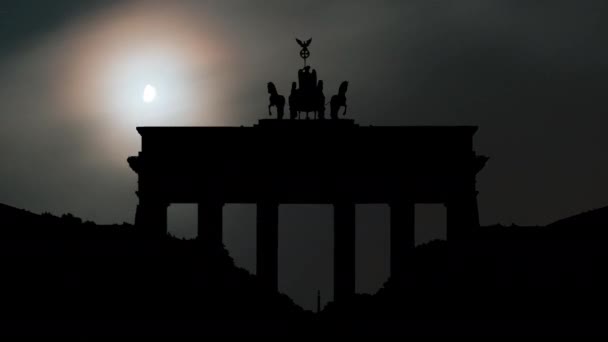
{"left": 142, "top": 84, "right": 157, "bottom": 103}
{"left": 57, "top": 1, "right": 233, "bottom": 163}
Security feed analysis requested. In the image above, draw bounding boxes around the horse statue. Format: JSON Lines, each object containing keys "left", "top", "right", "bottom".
{"left": 267, "top": 82, "right": 285, "bottom": 119}
{"left": 330, "top": 81, "right": 348, "bottom": 119}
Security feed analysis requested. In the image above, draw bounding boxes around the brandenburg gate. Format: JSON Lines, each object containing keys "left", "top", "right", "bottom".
{"left": 128, "top": 119, "right": 487, "bottom": 301}
{"left": 127, "top": 39, "right": 488, "bottom": 301}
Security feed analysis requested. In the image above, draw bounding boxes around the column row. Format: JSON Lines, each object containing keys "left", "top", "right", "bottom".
{"left": 136, "top": 198, "right": 478, "bottom": 301}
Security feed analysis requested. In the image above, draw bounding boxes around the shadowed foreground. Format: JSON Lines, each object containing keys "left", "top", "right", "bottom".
{"left": 1, "top": 203, "right": 608, "bottom": 336}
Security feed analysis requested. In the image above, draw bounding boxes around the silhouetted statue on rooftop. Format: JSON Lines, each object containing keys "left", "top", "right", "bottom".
{"left": 298, "top": 66, "right": 308, "bottom": 91}
{"left": 290, "top": 66, "right": 325, "bottom": 120}
{"left": 298, "top": 66, "right": 317, "bottom": 94}
{"left": 267, "top": 82, "right": 285, "bottom": 120}
{"left": 330, "top": 81, "right": 349, "bottom": 119}
{"left": 316, "top": 80, "right": 326, "bottom": 119}
{"left": 289, "top": 82, "right": 298, "bottom": 120}
{"left": 266, "top": 38, "right": 345, "bottom": 121}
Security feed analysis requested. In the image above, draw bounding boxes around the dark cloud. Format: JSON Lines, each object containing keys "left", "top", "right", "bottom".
{"left": 0, "top": 0, "right": 122, "bottom": 60}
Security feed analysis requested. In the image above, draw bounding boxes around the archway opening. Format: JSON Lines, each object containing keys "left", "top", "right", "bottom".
{"left": 415, "top": 204, "right": 447, "bottom": 246}
{"left": 279, "top": 204, "right": 333, "bottom": 311}
{"left": 223, "top": 204, "right": 257, "bottom": 273}
{"left": 356, "top": 204, "right": 390, "bottom": 294}
{"left": 167, "top": 203, "right": 197, "bottom": 239}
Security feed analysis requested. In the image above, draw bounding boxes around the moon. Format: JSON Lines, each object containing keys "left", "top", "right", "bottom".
{"left": 143, "top": 84, "right": 157, "bottom": 103}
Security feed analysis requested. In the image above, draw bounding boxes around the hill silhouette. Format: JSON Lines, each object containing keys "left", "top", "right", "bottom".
{"left": 2, "top": 203, "right": 608, "bottom": 336}
{"left": 320, "top": 218, "right": 608, "bottom": 336}
{"left": 0, "top": 204, "right": 309, "bottom": 337}
{"left": 549, "top": 205, "right": 608, "bottom": 227}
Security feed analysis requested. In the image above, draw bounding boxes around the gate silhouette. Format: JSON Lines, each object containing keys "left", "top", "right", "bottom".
{"left": 128, "top": 119, "right": 488, "bottom": 301}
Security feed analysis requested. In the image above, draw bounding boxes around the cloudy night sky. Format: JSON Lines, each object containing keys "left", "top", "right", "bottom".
{"left": 1, "top": 0, "right": 608, "bottom": 309}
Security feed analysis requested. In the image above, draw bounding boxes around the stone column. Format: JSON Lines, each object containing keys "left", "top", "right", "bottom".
{"left": 257, "top": 202, "right": 279, "bottom": 291}
{"left": 334, "top": 202, "right": 356, "bottom": 302}
{"left": 472, "top": 190, "right": 481, "bottom": 228}
{"left": 390, "top": 201, "right": 415, "bottom": 281}
{"left": 198, "top": 202, "right": 224, "bottom": 247}
{"left": 446, "top": 191, "right": 478, "bottom": 240}
{"left": 135, "top": 200, "right": 168, "bottom": 238}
